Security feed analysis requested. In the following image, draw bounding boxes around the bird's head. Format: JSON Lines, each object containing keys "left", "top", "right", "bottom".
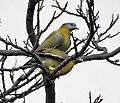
{"left": 62, "top": 23, "right": 79, "bottom": 31}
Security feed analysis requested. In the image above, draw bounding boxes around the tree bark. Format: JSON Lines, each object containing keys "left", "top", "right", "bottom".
{"left": 26, "top": 0, "right": 39, "bottom": 47}
{"left": 45, "top": 80, "right": 55, "bottom": 103}
{"left": 26, "top": 1, "right": 56, "bottom": 103}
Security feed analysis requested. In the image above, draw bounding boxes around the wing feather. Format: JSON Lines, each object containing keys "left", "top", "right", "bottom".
{"left": 41, "top": 31, "right": 63, "bottom": 48}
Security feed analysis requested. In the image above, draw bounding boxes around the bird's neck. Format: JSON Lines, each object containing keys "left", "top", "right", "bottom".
{"left": 58, "top": 27, "right": 71, "bottom": 37}
{"left": 57, "top": 27, "right": 71, "bottom": 51}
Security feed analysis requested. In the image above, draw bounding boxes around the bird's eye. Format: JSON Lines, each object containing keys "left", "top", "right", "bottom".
{"left": 70, "top": 24, "right": 74, "bottom": 26}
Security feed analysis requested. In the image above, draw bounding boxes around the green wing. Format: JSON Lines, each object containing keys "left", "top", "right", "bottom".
{"left": 41, "top": 31, "right": 63, "bottom": 48}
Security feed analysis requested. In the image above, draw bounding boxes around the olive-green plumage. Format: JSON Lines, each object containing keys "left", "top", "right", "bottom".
{"left": 25, "top": 48, "right": 82, "bottom": 76}
{"left": 25, "top": 23, "right": 80, "bottom": 76}
{"left": 36, "top": 23, "right": 79, "bottom": 52}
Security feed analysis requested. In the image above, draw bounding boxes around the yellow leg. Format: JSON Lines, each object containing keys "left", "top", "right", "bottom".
{"left": 49, "top": 66, "right": 55, "bottom": 71}
{"left": 49, "top": 66, "right": 61, "bottom": 76}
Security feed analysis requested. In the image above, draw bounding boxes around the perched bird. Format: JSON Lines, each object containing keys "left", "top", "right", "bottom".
{"left": 36, "top": 23, "right": 79, "bottom": 52}
{"left": 26, "top": 48, "right": 83, "bottom": 76}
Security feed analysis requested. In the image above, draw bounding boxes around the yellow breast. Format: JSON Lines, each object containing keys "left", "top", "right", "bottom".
{"left": 57, "top": 27, "right": 71, "bottom": 51}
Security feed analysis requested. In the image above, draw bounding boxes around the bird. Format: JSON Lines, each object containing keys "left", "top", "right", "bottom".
{"left": 35, "top": 23, "right": 79, "bottom": 52}
{"left": 25, "top": 48, "right": 83, "bottom": 76}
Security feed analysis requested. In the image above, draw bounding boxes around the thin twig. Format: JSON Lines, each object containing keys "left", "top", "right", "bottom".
{"left": 99, "top": 14, "right": 119, "bottom": 37}
{"left": 71, "top": 32, "right": 78, "bottom": 56}
{"left": 106, "top": 58, "right": 120, "bottom": 66}
{"left": 1, "top": 56, "right": 7, "bottom": 92}
{"left": 32, "top": 1, "right": 68, "bottom": 52}
{"left": 99, "top": 32, "right": 120, "bottom": 42}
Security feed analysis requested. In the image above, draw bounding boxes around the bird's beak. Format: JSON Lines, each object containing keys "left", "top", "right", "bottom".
{"left": 74, "top": 26, "right": 79, "bottom": 30}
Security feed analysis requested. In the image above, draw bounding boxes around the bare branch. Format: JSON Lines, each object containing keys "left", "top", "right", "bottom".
{"left": 0, "top": 36, "right": 49, "bottom": 74}
{"left": 82, "top": 46, "right": 120, "bottom": 61}
{"left": 32, "top": 0, "right": 45, "bottom": 50}
{"left": 0, "top": 50, "right": 28, "bottom": 56}
{"left": 66, "top": 37, "right": 86, "bottom": 54}
{"left": 99, "top": 31, "right": 120, "bottom": 42}
{"left": 0, "top": 77, "right": 43, "bottom": 103}
{"left": 0, "top": 65, "right": 32, "bottom": 72}
{"left": 48, "top": 45, "right": 120, "bottom": 78}
{"left": 0, "top": 66, "right": 43, "bottom": 99}
{"left": 0, "top": 0, "right": 120, "bottom": 102}
{"left": 32, "top": 1, "right": 68, "bottom": 51}
{"left": 0, "top": 43, "right": 9, "bottom": 98}
{"left": 48, "top": 0, "right": 101, "bottom": 78}
{"left": 0, "top": 56, "right": 7, "bottom": 92}
{"left": 89, "top": 91, "right": 92, "bottom": 103}
{"left": 89, "top": 91, "right": 103, "bottom": 103}
{"left": 84, "top": 48, "right": 94, "bottom": 56}
{"left": 41, "top": 1, "right": 68, "bottom": 34}
{"left": 106, "top": 58, "right": 120, "bottom": 66}
{"left": 71, "top": 32, "right": 79, "bottom": 56}
{"left": 37, "top": 2, "right": 40, "bottom": 34}
{"left": 53, "top": 0, "right": 90, "bottom": 28}
{"left": 26, "top": 0, "right": 42, "bottom": 47}
{"left": 0, "top": 36, "right": 31, "bottom": 54}
{"left": 92, "top": 38, "right": 108, "bottom": 53}
{"left": 100, "top": 14, "right": 119, "bottom": 37}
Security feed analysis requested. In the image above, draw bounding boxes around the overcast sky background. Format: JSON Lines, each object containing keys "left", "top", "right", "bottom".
{"left": 0, "top": 0, "right": 120, "bottom": 103}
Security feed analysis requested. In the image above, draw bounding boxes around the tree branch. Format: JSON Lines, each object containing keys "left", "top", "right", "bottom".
{"left": 82, "top": 46, "right": 120, "bottom": 61}
{"left": 100, "top": 14, "right": 119, "bottom": 37}
{"left": 26, "top": 0, "right": 41, "bottom": 47}
{"left": 0, "top": 50, "right": 28, "bottom": 56}
{"left": 106, "top": 58, "right": 120, "bottom": 66}
{"left": 89, "top": 91, "right": 103, "bottom": 103}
